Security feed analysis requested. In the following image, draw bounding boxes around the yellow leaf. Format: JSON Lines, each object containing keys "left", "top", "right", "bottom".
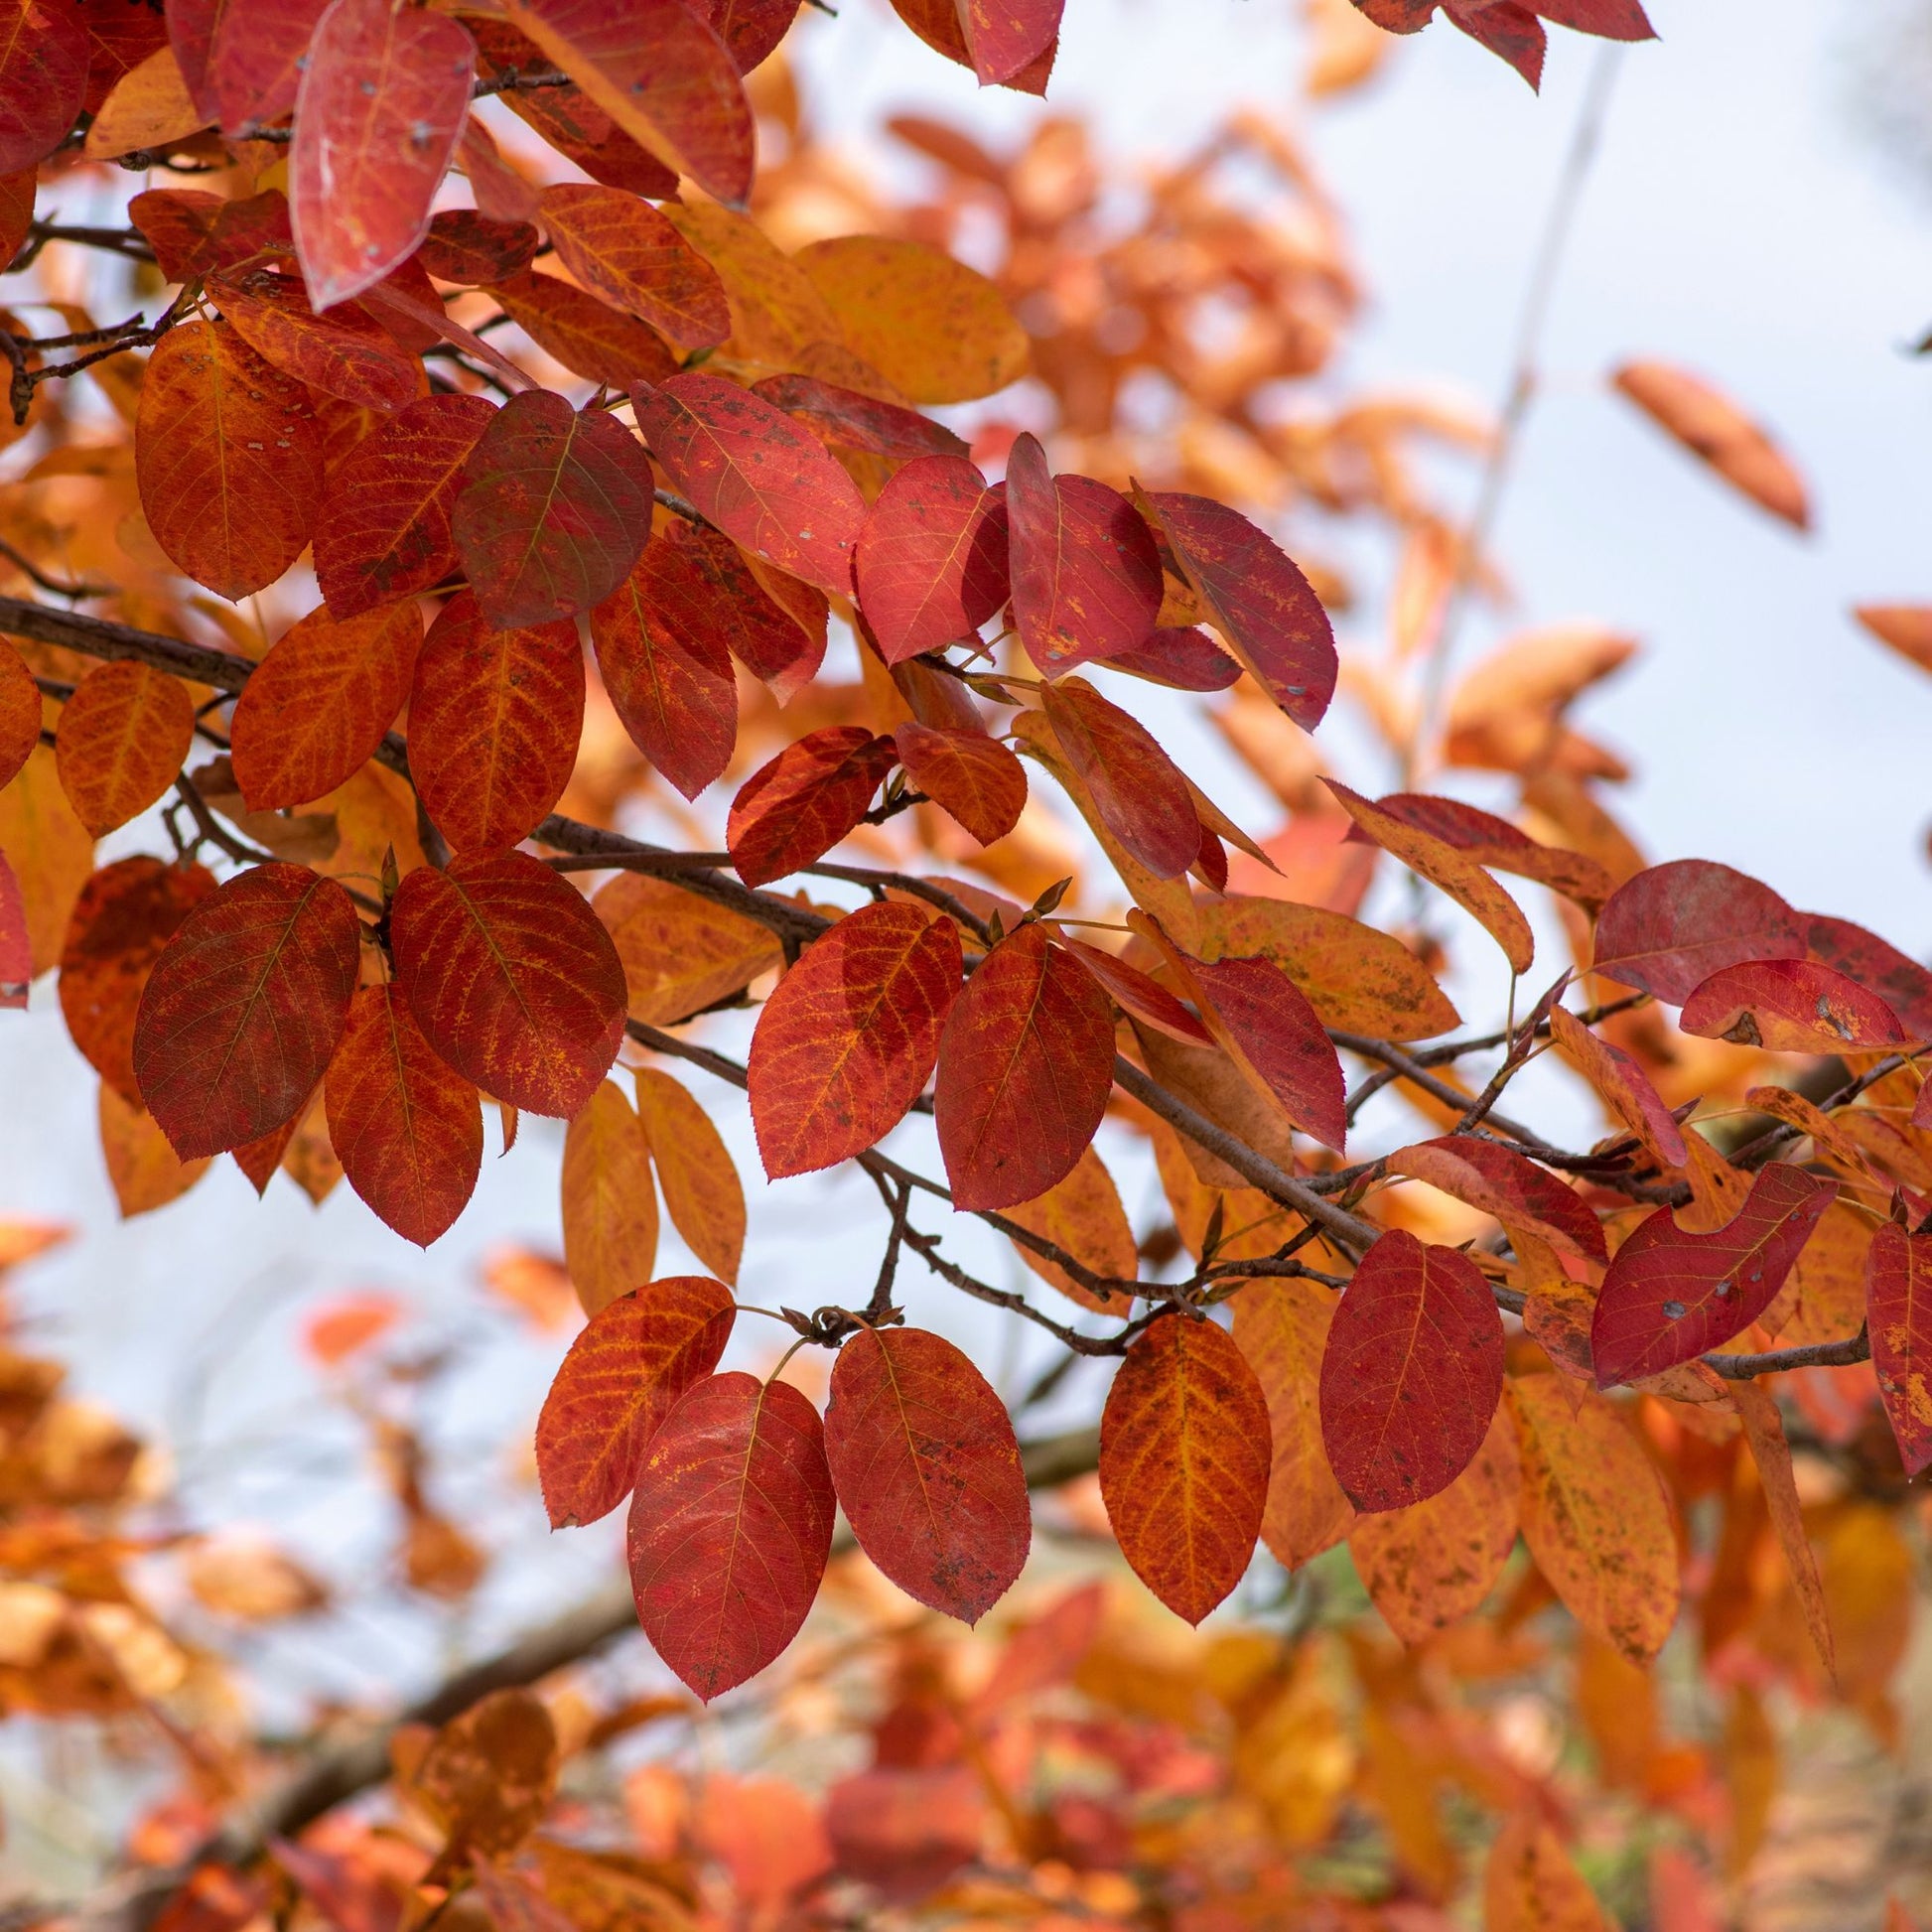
{"left": 0, "top": 742, "right": 94, "bottom": 976}
{"left": 1729, "top": 1378, "right": 1834, "bottom": 1682}
{"left": 659, "top": 201, "right": 841, "bottom": 365}
{"left": 632, "top": 1065, "right": 744, "bottom": 1286}
{"left": 1001, "top": 1143, "right": 1137, "bottom": 1313}
{"left": 595, "top": 871, "right": 781, "bottom": 1027}
{"left": 1483, "top": 1813, "right": 1612, "bottom": 1931}
{"left": 561, "top": 1081, "right": 658, "bottom": 1316}
{"left": 98, "top": 1082, "right": 208, "bottom": 1218}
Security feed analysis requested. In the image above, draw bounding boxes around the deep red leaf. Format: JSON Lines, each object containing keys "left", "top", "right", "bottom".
{"left": 1057, "top": 938, "right": 1212, "bottom": 1045}
{"left": 132, "top": 864, "right": 361, "bottom": 1159}
{"left": 389, "top": 850, "right": 626, "bottom": 1117}
{"left": 1318, "top": 1228, "right": 1505, "bottom": 1512}
{"left": 961, "top": 0, "right": 1062, "bottom": 82}
{"left": 1446, "top": 1, "right": 1545, "bottom": 86}
{"left": 748, "top": 899, "right": 962, "bottom": 1177}
{"left": 537, "top": 183, "right": 730, "bottom": 351}
{"left": 1536, "top": 0, "right": 1655, "bottom": 40}
{"left": 409, "top": 592, "right": 586, "bottom": 854}
{"left": 1040, "top": 677, "right": 1198, "bottom": 878}
{"left": 633, "top": 373, "right": 867, "bottom": 598}
{"left": 492, "top": 268, "right": 677, "bottom": 388}
{"left": 1141, "top": 490, "right": 1337, "bottom": 730}
{"left": 825, "top": 1325, "right": 1030, "bottom": 1623}
{"left": 1183, "top": 951, "right": 1348, "bottom": 1152}
{"left": 129, "top": 187, "right": 292, "bottom": 284}
{"left": 1589, "top": 1166, "right": 1837, "bottom": 1387}
{"left": 590, "top": 539, "right": 739, "bottom": 801}
{"left": 626, "top": 1372, "right": 835, "bottom": 1699}
{"left": 0, "top": 0, "right": 87, "bottom": 174}
{"left": 893, "top": 721, "right": 1026, "bottom": 846}
{"left": 855, "top": 455, "right": 1009, "bottom": 663}
{"left": 290, "top": 0, "right": 473, "bottom": 309}
{"left": 1804, "top": 913, "right": 1932, "bottom": 1040}
{"left": 1006, "top": 434, "right": 1160, "bottom": 671}
{"left": 453, "top": 389, "right": 654, "bottom": 627}
{"left": 60, "top": 858, "right": 218, "bottom": 1107}
{"left": 0, "top": 850, "right": 23, "bottom": 1009}
{"left": 535, "top": 1276, "right": 735, "bottom": 1527}
{"left": 1865, "top": 1223, "right": 1932, "bottom": 1478}
{"left": 313, "top": 393, "right": 495, "bottom": 619}
{"left": 1099, "top": 1314, "right": 1271, "bottom": 1623}
{"left": 752, "top": 374, "right": 968, "bottom": 462}
{"left": 1099, "top": 625, "right": 1240, "bottom": 692}
{"left": 229, "top": 600, "right": 423, "bottom": 810}
{"left": 695, "top": 0, "right": 803, "bottom": 71}
{"left": 934, "top": 922, "right": 1115, "bottom": 1210}
{"left": 1679, "top": 957, "right": 1915, "bottom": 1054}
{"left": 186, "top": 0, "right": 326, "bottom": 132}
{"left": 418, "top": 209, "right": 540, "bottom": 285}
{"left": 325, "top": 983, "right": 483, "bottom": 1246}
{"left": 209, "top": 266, "right": 422, "bottom": 414}
{"left": 727, "top": 727, "right": 896, "bottom": 888}
{"left": 1592, "top": 860, "right": 1806, "bottom": 1004}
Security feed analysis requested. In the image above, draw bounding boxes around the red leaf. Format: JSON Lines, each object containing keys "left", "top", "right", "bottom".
{"left": 1006, "top": 434, "right": 1160, "bottom": 671}
{"left": 752, "top": 374, "right": 968, "bottom": 462}
{"left": 1389, "top": 1136, "right": 1606, "bottom": 1263}
{"left": 855, "top": 455, "right": 1009, "bottom": 663}
{"left": 1592, "top": 860, "right": 1805, "bottom": 1004}
{"left": 492, "top": 269, "right": 676, "bottom": 389}
{"left": 1319, "top": 1229, "right": 1505, "bottom": 1511}
{"left": 1100, "top": 625, "right": 1240, "bottom": 692}
{"left": 290, "top": 0, "right": 474, "bottom": 310}
{"left": 179, "top": 0, "right": 325, "bottom": 132}
{"left": 536, "top": 183, "right": 730, "bottom": 351}
{"left": 1041, "top": 677, "right": 1199, "bottom": 879}
{"left": 1141, "top": 490, "right": 1337, "bottom": 730}
{"left": 209, "top": 266, "right": 422, "bottom": 414}
{"left": 1537, "top": 0, "right": 1655, "bottom": 41}
{"left": 632, "top": 373, "right": 867, "bottom": 598}
{"left": 229, "top": 600, "right": 423, "bottom": 811}
{"left": 1446, "top": 1, "right": 1545, "bottom": 86}
{"left": 749, "top": 900, "right": 961, "bottom": 1176}
{"left": 409, "top": 592, "right": 585, "bottom": 854}
{"left": 825, "top": 1325, "right": 1030, "bottom": 1623}
{"left": 0, "top": 850, "right": 28, "bottom": 1009}
{"left": 1806, "top": 913, "right": 1932, "bottom": 1040}
{"left": 60, "top": 857, "right": 218, "bottom": 1106}
{"left": 1679, "top": 957, "right": 1915, "bottom": 1054}
{"left": 325, "top": 983, "right": 483, "bottom": 1246}
{"left": 1357, "top": 789, "right": 1612, "bottom": 906}
{"left": 1589, "top": 1166, "right": 1837, "bottom": 1387}
{"left": 697, "top": 0, "right": 804, "bottom": 73}
{"left": 1057, "top": 938, "right": 1212, "bottom": 1045}
{"left": 934, "top": 922, "right": 1115, "bottom": 1210}
{"left": 626, "top": 1372, "right": 835, "bottom": 1699}
{"left": 453, "top": 389, "right": 653, "bottom": 627}
{"left": 0, "top": 0, "right": 87, "bottom": 175}
{"left": 1865, "top": 1223, "right": 1932, "bottom": 1478}
{"left": 418, "top": 209, "right": 540, "bottom": 285}
{"left": 727, "top": 727, "right": 896, "bottom": 888}
{"left": 535, "top": 1276, "right": 735, "bottom": 1526}
{"left": 499, "top": 0, "right": 755, "bottom": 208}
{"left": 314, "top": 393, "right": 495, "bottom": 618}
{"left": 893, "top": 722, "right": 1025, "bottom": 846}
{"left": 590, "top": 538, "right": 739, "bottom": 801}
{"left": 961, "top": 0, "right": 1062, "bottom": 82}
{"left": 1099, "top": 1315, "right": 1271, "bottom": 1623}
{"left": 663, "top": 519, "right": 827, "bottom": 696}
{"left": 133, "top": 864, "right": 362, "bottom": 1159}
{"left": 1183, "top": 951, "right": 1348, "bottom": 1152}
{"left": 129, "top": 187, "right": 291, "bottom": 284}
{"left": 0, "top": 640, "right": 33, "bottom": 791}
{"left": 389, "top": 850, "right": 625, "bottom": 1117}
{"left": 1547, "top": 1005, "right": 1688, "bottom": 1170}
{"left": 136, "top": 320, "right": 323, "bottom": 601}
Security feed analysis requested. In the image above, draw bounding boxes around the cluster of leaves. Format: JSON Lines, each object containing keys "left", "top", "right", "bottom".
{"left": 0, "top": 2, "right": 1928, "bottom": 1929}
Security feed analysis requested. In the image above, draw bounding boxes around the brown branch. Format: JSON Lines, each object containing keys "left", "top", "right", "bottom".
{"left": 1698, "top": 1328, "right": 1870, "bottom": 1381}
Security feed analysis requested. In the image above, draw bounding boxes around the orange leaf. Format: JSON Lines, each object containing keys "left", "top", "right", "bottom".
{"left": 1483, "top": 1813, "right": 1613, "bottom": 1931}
{"left": 536, "top": 183, "right": 729, "bottom": 352}
{"left": 208, "top": 266, "right": 422, "bottom": 414}
{"left": 1099, "top": 1314, "right": 1271, "bottom": 1623}
{"left": 726, "top": 727, "right": 896, "bottom": 889}
{"left": 1546, "top": 1004, "right": 1688, "bottom": 1170}
{"left": 0, "top": 638, "right": 37, "bottom": 791}
{"left": 98, "top": 1079, "right": 208, "bottom": 1217}
{"left": 1510, "top": 1375, "right": 1680, "bottom": 1663}
{"left": 534, "top": 1276, "right": 734, "bottom": 1527}
{"left": 595, "top": 870, "right": 780, "bottom": 1026}
{"left": 627, "top": 1373, "right": 834, "bottom": 1699}
{"left": 1387, "top": 1137, "right": 1605, "bottom": 1263}
{"left": 1318, "top": 1229, "right": 1505, "bottom": 1511}
{"left": 1729, "top": 1377, "right": 1835, "bottom": 1681}
{"left": 135, "top": 319, "right": 322, "bottom": 600}
{"left": 633, "top": 1067, "right": 744, "bottom": 1284}
{"left": 408, "top": 592, "right": 585, "bottom": 854}
{"left": 933, "top": 921, "right": 1114, "bottom": 1211}
{"left": 132, "top": 864, "right": 361, "bottom": 1158}
{"left": 325, "top": 984, "right": 483, "bottom": 1247}
{"left": 1613, "top": 360, "right": 1810, "bottom": 529}
{"left": 893, "top": 721, "right": 1025, "bottom": 847}
{"left": 54, "top": 662, "right": 194, "bottom": 838}
{"left": 229, "top": 600, "right": 422, "bottom": 811}
{"left": 825, "top": 1325, "right": 1031, "bottom": 1623}
{"left": 1864, "top": 1223, "right": 1932, "bottom": 1478}
{"left": 856, "top": 455, "right": 1008, "bottom": 663}
{"left": 999, "top": 1144, "right": 1138, "bottom": 1313}
{"left": 561, "top": 1080, "right": 658, "bottom": 1316}
{"left": 390, "top": 850, "right": 626, "bottom": 1116}
{"left": 748, "top": 899, "right": 960, "bottom": 1177}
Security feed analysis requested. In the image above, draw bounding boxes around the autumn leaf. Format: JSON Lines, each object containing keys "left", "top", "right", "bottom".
{"left": 596, "top": 870, "right": 781, "bottom": 1027}
{"left": 1805, "top": 911, "right": 1932, "bottom": 1039}
{"left": 1730, "top": 1378, "right": 1835, "bottom": 1679}
{"left": 289, "top": 0, "right": 474, "bottom": 310}
{"left": 1864, "top": 1223, "right": 1932, "bottom": 1477}
{"left": 855, "top": 456, "right": 1009, "bottom": 663}
{"left": 536, "top": 183, "right": 730, "bottom": 351}
{"left": 418, "top": 209, "right": 540, "bottom": 285}
{"left": 324, "top": 984, "right": 483, "bottom": 1248}
{"left": 389, "top": 851, "right": 626, "bottom": 1117}
{"left": 1388, "top": 1137, "right": 1605, "bottom": 1264}
{"left": 632, "top": 373, "right": 868, "bottom": 598}
{"left": 1678, "top": 957, "right": 1915, "bottom": 1053}
{"left": 892, "top": 722, "right": 1026, "bottom": 846}
{"left": 748, "top": 900, "right": 961, "bottom": 1177}
{"left": 663, "top": 518, "right": 827, "bottom": 698}
{"left": 133, "top": 864, "right": 362, "bottom": 1159}
{"left": 1319, "top": 1229, "right": 1505, "bottom": 1512}
{"left": 1483, "top": 1813, "right": 1613, "bottom": 1932}
{"left": 98, "top": 1079, "right": 209, "bottom": 1218}
{"left": 1613, "top": 360, "right": 1810, "bottom": 530}
{"left": 824, "top": 1325, "right": 1031, "bottom": 1623}
{"left": 0, "top": 852, "right": 23, "bottom": 1010}
{"left": 492, "top": 268, "right": 678, "bottom": 388}
{"left": 208, "top": 266, "right": 423, "bottom": 415}
{"left": 54, "top": 662, "right": 194, "bottom": 838}
{"left": 1546, "top": 1004, "right": 1688, "bottom": 1170}
{"left": 1057, "top": 939, "right": 1211, "bottom": 1046}
{"left": 633, "top": 1067, "right": 745, "bottom": 1284}
{"left": 0, "top": 1, "right": 87, "bottom": 175}
{"left": 752, "top": 373, "right": 968, "bottom": 461}
{"left": 408, "top": 593, "right": 585, "bottom": 854}
{"left": 1590, "top": 858, "right": 1806, "bottom": 1004}
{"left": 1358, "top": 790, "right": 1613, "bottom": 907}
{"left": 561, "top": 1079, "right": 658, "bottom": 1315}
{"left": 229, "top": 600, "right": 423, "bottom": 811}
{"left": 999, "top": 1145, "right": 1138, "bottom": 1312}
{"left": 627, "top": 1373, "right": 835, "bottom": 1700}
{"left": 1099, "top": 1314, "right": 1271, "bottom": 1624}
{"left": 0, "top": 639, "right": 37, "bottom": 792}
{"left": 453, "top": 389, "right": 653, "bottom": 627}
{"left": 1589, "top": 1166, "right": 1835, "bottom": 1387}
{"left": 535, "top": 1276, "right": 734, "bottom": 1527}
{"left": 1041, "top": 677, "right": 1199, "bottom": 879}
{"left": 129, "top": 186, "right": 292, "bottom": 284}
{"left": 727, "top": 728, "right": 896, "bottom": 889}
{"left": 933, "top": 921, "right": 1115, "bottom": 1211}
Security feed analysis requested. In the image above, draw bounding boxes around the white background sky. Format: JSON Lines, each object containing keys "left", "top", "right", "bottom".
{"left": 3, "top": 0, "right": 1930, "bottom": 1786}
